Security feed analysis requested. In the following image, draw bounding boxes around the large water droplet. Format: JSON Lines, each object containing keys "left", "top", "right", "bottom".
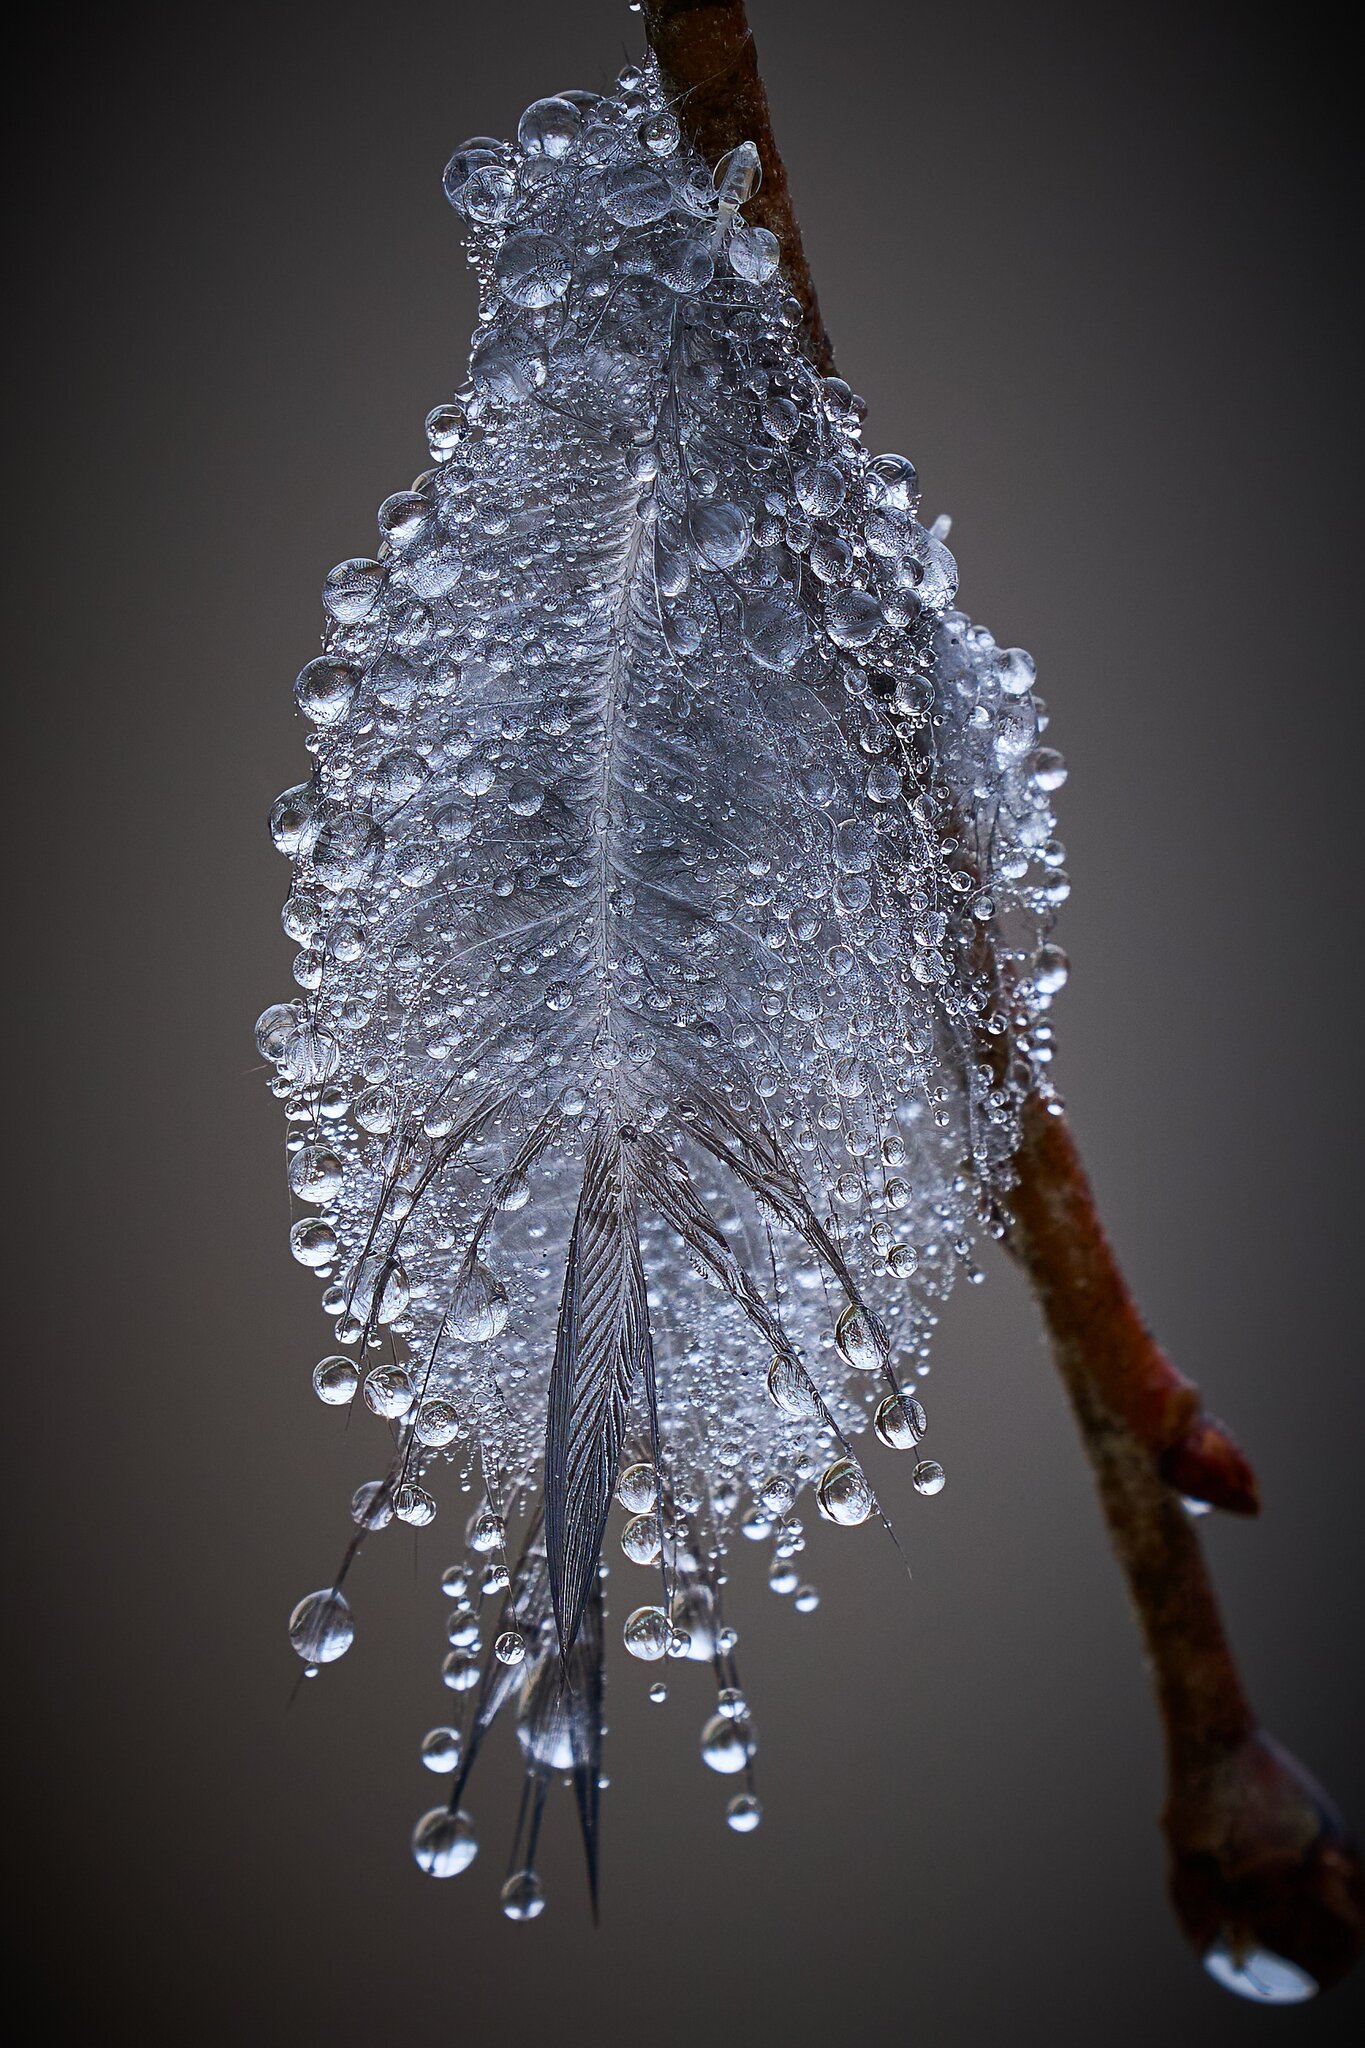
{"left": 312, "top": 1355, "right": 359, "bottom": 1406}
{"left": 701, "top": 1711, "right": 755, "bottom": 1774}
{"left": 420, "top": 1727, "right": 462, "bottom": 1774}
{"left": 449, "top": 1260, "right": 510, "bottom": 1342}
{"left": 412, "top": 1807, "right": 478, "bottom": 1877}
{"left": 617, "top": 1461, "right": 659, "bottom": 1513}
{"left": 501, "top": 1869, "right": 546, "bottom": 1921}
{"left": 623, "top": 1606, "right": 669, "bottom": 1661}
{"left": 726, "top": 1792, "right": 763, "bottom": 1832}
{"left": 288, "top": 1588, "right": 354, "bottom": 1665}
{"left": 1203, "top": 1942, "right": 1316, "bottom": 2004}
{"left": 816, "top": 1458, "right": 873, "bottom": 1526}
{"left": 874, "top": 1392, "right": 926, "bottom": 1449}
{"left": 834, "top": 1304, "right": 883, "bottom": 1373}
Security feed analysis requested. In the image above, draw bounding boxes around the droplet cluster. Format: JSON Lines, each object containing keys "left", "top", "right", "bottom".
{"left": 262, "top": 57, "right": 1067, "bottom": 1912}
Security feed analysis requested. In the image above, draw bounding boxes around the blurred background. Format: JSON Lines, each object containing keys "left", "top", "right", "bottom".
{"left": 10, "top": 1, "right": 1362, "bottom": 2040}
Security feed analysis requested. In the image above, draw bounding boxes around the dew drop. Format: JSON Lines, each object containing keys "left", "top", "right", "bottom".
{"left": 623, "top": 1605, "right": 669, "bottom": 1661}
{"left": 412, "top": 1807, "right": 478, "bottom": 1877}
{"left": 874, "top": 1392, "right": 926, "bottom": 1450}
{"left": 815, "top": 1458, "right": 873, "bottom": 1526}
{"left": 726, "top": 1792, "right": 763, "bottom": 1832}
{"left": 449, "top": 1260, "right": 510, "bottom": 1342}
{"left": 500, "top": 1869, "right": 546, "bottom": 1920}
{"left": 701, "top": 1711, "right": 755, "bottom": 1774}
{"left": 420, "top": 1727, "right": 462, "bottom": 1774}
{"left": 288, "top": 1588, "right": 354, "bottom": 1665}
{"left": 312, "top": 1355, "right": 359, "bottom": 1406}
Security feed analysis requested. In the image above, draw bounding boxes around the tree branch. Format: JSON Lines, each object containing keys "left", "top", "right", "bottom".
{"left": 643, "top": 0, "right": 1363, "bottom": 1994}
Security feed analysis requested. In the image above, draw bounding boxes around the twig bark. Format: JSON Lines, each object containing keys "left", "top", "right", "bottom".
{"left": 642, "top": 0, "right": 1364, "bottom": 1993}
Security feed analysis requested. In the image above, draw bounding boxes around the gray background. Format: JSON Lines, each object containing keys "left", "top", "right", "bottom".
{"left": 10, "top": 1, "right": 1362, "bottom": 2042}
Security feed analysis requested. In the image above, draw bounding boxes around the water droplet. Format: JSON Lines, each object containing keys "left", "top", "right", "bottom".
{"left": 623, "top": 1605, "right": 669, "bottom": 1661}
{"left": 701, "top": 1711, "right": 755, "bottom": 1774}
{"left": 834, "top": 1304, "right": 882, "bottom": 1374}
{"left": 728, "top": 223, "right": 779, "bottom": 283}
{"left": 495, "top": 231, "right": 572, "bottom": 308}
{"left": 467, "top": 1506, "right": 506, "bottom": 1554}
{"left": 412, "top": 1807, "right": 478, "bottom": 1877}
{"left": 288, "top": 1145, "right": 343, "bottom": 1205}
{"left": 312, "top": 810, "right": 383, "bottom": 893}
{"left": 726, "top": 1792, "right": 763, "bottom": 1832}
{"left": 621, "top": 1513, "right": 662, "bottom": 1565}
{"left": 816, "top": 1458, "right": 873, "bottom": 1526}
{"left": 617, "top": 1461, "right": 659, "bottom": 1513}
{"left": 415, "top": 1399, "right": 460, "bottom": 1447}
{"left": 912, "top": 1459, "right": 946, "bottom": 1497}
{"left": 766, "top": 1354, "right": 823, "bottom": 1422}
{"left": 500, "top": 1868, "right": 546, "bottom": 1920}
{"left": 517, "top": 96, "right": 581, "bottom": 157}
{"left": 322, "top": 559, "right": 384, "bottom": 624}
{"left": 420, "top": 1726, "right": 462, "bottom": 1774}
{"left": 1032, "top": 945, "right": 1070, "bottom": 997}
{"left": 290, "top": 1218, "right": 338, "bottom": 1269}
{"left": 363, "top": 1365, "right": 414, "bottom": 1419}
{"left": 449, "top": 1260, "right": 510, "bottom": 1342}
{"left": 312, "top": 1355, "right": 359, "bottom": 1406}
{"left": 442, "top": 1650, "right": 481, "bottom": 1692}
{"left": 295, "top": 658, "right": 357, "bottom": 727}
{"left": 1203, "top": 1941, "right": 1316, "bottom": 2004}
{"left": 601, "top": 163, "right": 673, "bottom": 225}
{"left": 395, "top": 1483, "right": 436, "bottom": 1526}
{"left": 288, "top": 1588, "right": 354, "bottom": 1665}
{"left": 349, "top": 1481, "right": 392, "bottom": 1530}
{"left": 686, "top": 499, "right": 752, "bottom": 570}
{"left": 874, "top": 1392, "right": 926, "bottom": 1450}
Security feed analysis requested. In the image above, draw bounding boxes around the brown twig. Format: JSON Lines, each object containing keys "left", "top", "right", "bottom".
{"left": 642, "top": 0, "right": 1363, "bottom": 1993}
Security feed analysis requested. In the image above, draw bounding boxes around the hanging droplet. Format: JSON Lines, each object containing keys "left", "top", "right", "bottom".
{"left": 834, "top": 1303, "right": 882, "bottom": 1373}
{"left": 494, "top": 1629, "right": 526, "bottom": 1665}
{"left": 395, "top": 1483, "right": 436, "bottom": 1527}
{"left": 816, "top": 1458, "right": 873, "bottom": 1526}
{"left": 414, "top": 1399, "right": 460, "bottom": 1448}
{"left": 701, "top": 1711, "right": 755, "bottom": 1774}
{"left": 363, "top": 1364, "right": 414, "bottom": 1419}
{"left": 766, "top": 1355, "right": 822, "bottom": 1421}
{"left": 442, "top": 1650, "right": 480, "bottom": 1692}
{"left": 290, "top": 1218, "right": 337, "bottom": 1269}
{"left": 412, "top": 1807, "right": 478, "bottom": 1877}
{"left": 1202, "top": 1940, "right": 1317, "bottom": 2005}
{"left": 912, "top": 1459, "right": 946, "bottom": 1497}
{"left": 350, "top": 1481, "right": 391, "bottom": 1530}
{"left": 617, "top": 1461, "right": 659, "bottom": 1513}
{"left": 623, "top": 1606, "right": 669, "bottom": 1661}
{"left": 312, "top": 1355, "right": 359, "bottom": 1406}
{"left": 467, "top": 1506, "right": 506, "bottom": 1554}
{"left": 448, "top": 1259, "right": 510, "bottom": 1342}
{"left": 621, "top": 1513, "right": 662, "bottom": 1565}
{"left": 726, "top": 1792, "right": 763, "bottom": 1833}
{"left": 873, "top": 1391, "right": 926, "bottom": 1450}
{"left": 420, "top": 1727, "right": 462, "bottom": 1774}
{"left": 500, "top": 1869, "right": 546, "bottom": 1921}
{"left": 288, "top": 1588, "right": 354, "bottom": 1666}
{"left": 288, "top": 1146, "right": 344, "bottom": 1205}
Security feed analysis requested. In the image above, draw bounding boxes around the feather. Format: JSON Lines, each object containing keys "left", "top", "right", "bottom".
{"left": 544, "top": 1123, "right": 651, "bottom": 1657}
{"left": 265, "top": 54, "right": 1066, "bottom": 1900}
